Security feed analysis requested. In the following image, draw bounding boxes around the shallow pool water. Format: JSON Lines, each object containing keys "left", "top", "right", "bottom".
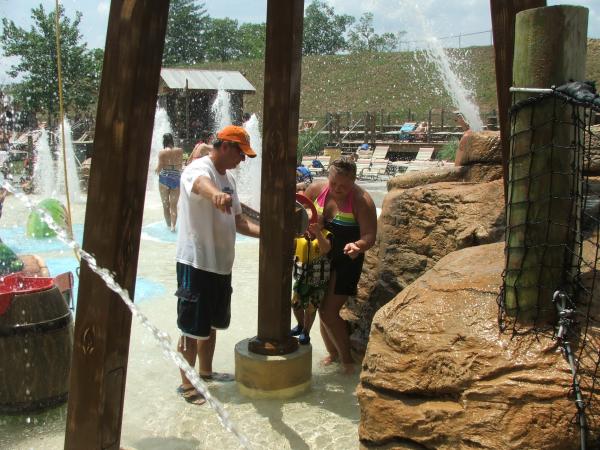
{"left": 0, "top": 185, "right": 387, "bottom": 449}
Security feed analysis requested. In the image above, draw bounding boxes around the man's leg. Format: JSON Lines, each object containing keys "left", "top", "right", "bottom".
{"left": 178, "top": 335, "right": 198, "bottom": 386}
{"left": 198, "top": 329, "right": 216, "bottom": 377}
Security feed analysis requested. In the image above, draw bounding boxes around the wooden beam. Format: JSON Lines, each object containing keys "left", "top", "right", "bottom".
{"left": 64, "top": 1, "right": 170, "bottom": 448}
{"left": 490, "top": 0, "right": 546, "bottom": 204}
{"left": 248, "top": 0, "right": 304, "bottom": 356}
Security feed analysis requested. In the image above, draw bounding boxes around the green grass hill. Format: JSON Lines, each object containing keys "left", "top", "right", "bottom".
{"left": 192, "top": 39, "right": 600, "bottom": 122}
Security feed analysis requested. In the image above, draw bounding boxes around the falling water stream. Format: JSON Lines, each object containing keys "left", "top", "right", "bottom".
{"left": 2, "top": 180, "right": 252, "bottom": 449}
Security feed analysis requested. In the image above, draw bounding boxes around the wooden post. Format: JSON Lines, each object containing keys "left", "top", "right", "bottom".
{"left": 490, "top": 0, "right": 546, "bottom": 204}
{"left": 248, "top": 0, "right": 303, "bottom": 356}
{"left": 64, "top": 1, "right": 170, "bottom": 448}
{"left": 427, "top": 109, "right": 432, "bottom": 143}
{"left": 504, "top": 5, "right": 588, "bottom": 322}
{"left": 185, "top": 78, "right": 189, "bottom": 149}
{"left": 440, "top": 108, "right": 444, "bottom": 131}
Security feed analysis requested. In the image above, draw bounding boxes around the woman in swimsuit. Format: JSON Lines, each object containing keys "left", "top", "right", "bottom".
{"left": 304, "top": 158, "right": 377, "bottom": 374}
{"left": 156, "top": 133, "right": 183, "bottom": 231}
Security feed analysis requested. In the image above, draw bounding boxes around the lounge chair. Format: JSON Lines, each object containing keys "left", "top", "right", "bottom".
{"left": 406, "top": 147, "right": 435, "bottom": 172}
{"left": 371, "top": 145, "right": 389, "bottom": 161}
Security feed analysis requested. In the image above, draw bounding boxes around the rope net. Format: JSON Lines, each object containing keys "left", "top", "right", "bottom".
{"left": 498, "top": 81, "right": 600, "bottom": 448}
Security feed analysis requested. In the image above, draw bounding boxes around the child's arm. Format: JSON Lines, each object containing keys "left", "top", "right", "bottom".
{"left": 308, "top": 222, "right": 331, "bottom": 256}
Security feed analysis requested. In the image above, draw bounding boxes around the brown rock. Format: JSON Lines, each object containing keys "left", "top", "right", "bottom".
{"left": 455, "top": 130, "right": 502, "bottom": 166}
{"left": 343, "top": 179, "right": 505, "bottom": 357}
{"left": 357, "top": 242, "right": 591, "bottom": 449}
{"left": 387, "top": 164, "right": 502, "bottom": 192}
{"left": 587, "top": 124, "right": 600, "bottom": 175}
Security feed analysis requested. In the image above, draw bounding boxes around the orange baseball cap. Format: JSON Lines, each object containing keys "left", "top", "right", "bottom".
{"left": 217, "top": 125, "right": 257, "bottom": 158}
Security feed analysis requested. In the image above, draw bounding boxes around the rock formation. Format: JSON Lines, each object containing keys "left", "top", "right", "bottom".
{"left": 357, "top": 242, "right": 594, "bottom": 449}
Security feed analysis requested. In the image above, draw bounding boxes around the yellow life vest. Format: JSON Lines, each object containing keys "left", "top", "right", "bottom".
{"left": 294, "top": 230, "right": 331, "bottom": 264}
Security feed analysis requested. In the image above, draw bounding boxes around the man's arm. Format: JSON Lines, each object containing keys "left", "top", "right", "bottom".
{"left": 235, "top": 214, "right": 260, "bottom": 238}
{"left": 192, "top": 176, "right": 232, "bottom": 214}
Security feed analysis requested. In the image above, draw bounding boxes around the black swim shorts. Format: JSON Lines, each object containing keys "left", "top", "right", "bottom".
{"left": 175, "top": 262, "right": 232, "bottom": 340}
{"left": 330, "top": 252, "right": 364, "bottom": 296}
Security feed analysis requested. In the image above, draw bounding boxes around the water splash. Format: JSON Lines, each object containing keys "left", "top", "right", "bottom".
{"left": 238, "top": 114, "right": 263, "bottom": 210}
{"left": 55, "top": 118, "right": 83, "bottom": 203}
{"left": 211, "top": 78, "right": 232, "bottom": 134}
{"left": 33, "top": 129, "right": 55, "bottom": 198}
{"left": 0, "top": 181, "right": 252, "bottom": 450}
{"left": 149, "top": 106, "right": 173, "bottom": 192}
{"left": 399, "top": 1, "right": 484, "bottom": 131}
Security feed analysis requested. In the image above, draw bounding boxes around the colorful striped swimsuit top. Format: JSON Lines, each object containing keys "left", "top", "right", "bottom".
{"left": 314, "top": 185, "right": 358, "bottom": 227}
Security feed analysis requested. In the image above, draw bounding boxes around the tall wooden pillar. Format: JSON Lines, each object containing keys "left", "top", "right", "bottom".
{"left": 64, "top": 1, "right": 170, "bottom": 448}
{"left": 248, "top": 0, "right": 304, "bottom": 355}
{"left": 490, "top": 0, "right": 546, "bottom": 204}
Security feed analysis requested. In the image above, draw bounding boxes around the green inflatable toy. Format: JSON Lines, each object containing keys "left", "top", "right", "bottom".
{"left": 26, "top": 198, "right": 68, "bottom": 238}
{"left": 0, "top": 241, "right": 24, "bottom": 276}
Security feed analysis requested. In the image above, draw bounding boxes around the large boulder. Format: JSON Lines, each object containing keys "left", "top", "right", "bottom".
{"left": 387, "top": 164, "right": 502, "bottom": 192}
{"left": 357, "top": 242, "right": 593, "bottom": 449}
{"left": 588, "top": 124, "right": 600, "bottom": 175}
{"left": 343, "top": 179, "right": 505, "bottom": 357}
{"left": 454, "top": 130, "right": 502, "bottom": 166}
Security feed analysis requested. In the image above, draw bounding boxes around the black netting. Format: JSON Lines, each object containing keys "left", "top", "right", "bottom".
{"left": 498, "top": 81, "right": 600, "bottom": 449}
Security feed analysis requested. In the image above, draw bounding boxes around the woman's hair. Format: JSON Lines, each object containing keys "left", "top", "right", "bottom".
{"left": 162, "top": 133, "right": 174, "bottom": 148}
{"left": 330, "top": 157, "right": 357, "bottom": 179}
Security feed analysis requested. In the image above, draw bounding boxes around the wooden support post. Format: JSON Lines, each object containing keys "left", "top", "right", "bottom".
{"left": 427, "top": 109, "right": 432, "bottom": 143}
{"left": 185, "top": 78, "right": 189, "bottom": 149}
{"left": 248, "top": 0, "right": 303, "bottom": 356}
{"left": 440, "top": 108, "right": 444, "bottom": 131}
{"left": 64, "top": 1, "right": 170, "bottom": 448}
{"left": 504, "top": 5, "right": 588, "bottom": 322}
{"left": 490, "top": 0, "right": 546, "bottom": 204}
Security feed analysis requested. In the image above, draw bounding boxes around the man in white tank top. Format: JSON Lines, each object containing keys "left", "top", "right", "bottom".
{"left": 175, "top": 125, "right": 260, "bottom": 404}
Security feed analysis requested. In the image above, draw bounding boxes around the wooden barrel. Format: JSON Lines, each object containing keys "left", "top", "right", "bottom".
{"left": 0, "top": 283, "right": 73, "bottom": 413}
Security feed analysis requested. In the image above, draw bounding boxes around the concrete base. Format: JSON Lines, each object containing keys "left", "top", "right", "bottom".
{"left": 234, "top": 338, "right": 312, "bottom": 399}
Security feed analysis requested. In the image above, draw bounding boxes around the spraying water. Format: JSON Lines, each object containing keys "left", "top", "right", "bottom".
{"left": 399, "top": 1, "right": 484, "bottom": 131}
{"left": 149, "top": 106, "right": 173, "bottom": 192}
{"left": 33, "top": 129, "right": 55, "bottom": 198}
{"left": 2, "top": 180, "right": 252, "bottom": 450}
{"left": 238, "top": 114, "right": 263, "bottom": 210}
{"left": 211, "top": 78, "right": 232, "bottom": 133}
{"left": 55, "top": 118, "right": 83, "bottom": 203}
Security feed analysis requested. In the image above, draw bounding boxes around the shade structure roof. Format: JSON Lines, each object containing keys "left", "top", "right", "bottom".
{"left": 159, "top": 68, "right": 255, "bottom": 94}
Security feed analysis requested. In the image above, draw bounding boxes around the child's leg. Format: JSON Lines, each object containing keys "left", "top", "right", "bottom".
{"left": 302, "top": 308, "right": 317, "bottom": 335}
{"left": 293, "top": 307, "right": 304, "bottom": 329}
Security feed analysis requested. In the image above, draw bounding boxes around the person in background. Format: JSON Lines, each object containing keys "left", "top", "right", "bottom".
{"left": 187, "top": 142, "right": 213, "bottom": 165}
{"left": 296, "top": 163, "right": 313, "bottom": 192}
{"left": 175, "top": 125, "right": 259, "bottom": 405}
{"left": 156, "top": 133, "right": 183, "bottom": 232}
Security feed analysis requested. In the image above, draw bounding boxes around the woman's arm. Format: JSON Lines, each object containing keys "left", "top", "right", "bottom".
{"left": 343, "top": 188, "right": 377, "bottom": 259}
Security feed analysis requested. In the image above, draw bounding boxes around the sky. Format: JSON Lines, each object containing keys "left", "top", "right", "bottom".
{"left": 0, "top": 0, "right": 598, "bottom": 84}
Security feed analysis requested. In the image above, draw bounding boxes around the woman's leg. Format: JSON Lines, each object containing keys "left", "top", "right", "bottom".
{"left": 158, "top": 183, "right": 171, "bottom": 227}
{"left": 319, "top": 272, "right": 354, "bottom": 373}
{"left": 319, "top": 273, "right": 339, "bottom": 364}
{"left": 169, "top": 187, "right": 180, "bottom": 231}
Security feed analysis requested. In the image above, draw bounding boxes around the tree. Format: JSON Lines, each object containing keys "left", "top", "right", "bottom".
{"left": 237, "top": 23, "right": 266, "bottom": 60}
{"left": 163, "top": 0, "right": 209, "bottom": 65}
{"left": 204, "top": 18, "right": 243, "bottom": 62}
{"left": 1, "top": 4, "right": 101, "bottom": 122}
{"left": 303, "top": 1, "right": 354, "bottom": 55}
{"left": 347, "top": 12, "right": 402, "bottom": 53}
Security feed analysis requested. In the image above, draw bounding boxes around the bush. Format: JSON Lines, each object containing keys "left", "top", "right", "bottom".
{"left": 297, "top": 128, "right": 329, "bottom": 162}
{"left": 436, "top": 139, "right": 459, "bottom": 161}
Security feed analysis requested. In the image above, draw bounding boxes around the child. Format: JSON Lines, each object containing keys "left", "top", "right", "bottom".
{"left": 291, "top": 217, "right": 332, "bottom": 345}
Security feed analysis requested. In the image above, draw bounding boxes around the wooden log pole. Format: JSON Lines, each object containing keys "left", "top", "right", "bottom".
{"left": 504, "top": 5, "right": 588, "bottom": 322}
{"left": 248, "top": 0, "right": 304, "bottom": 355}
{"left": 64, "top": 1, "right": 170, "bottom": 448}
{"left": 490, "top": 0, "right": 546, "bottom": 204}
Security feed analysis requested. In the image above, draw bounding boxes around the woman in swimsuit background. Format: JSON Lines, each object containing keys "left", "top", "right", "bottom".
{"left": 304, "top": 158, "right": 377, "bottom": 374}
{"left": 156, "top": 133, "right": 183, "bottom": 231}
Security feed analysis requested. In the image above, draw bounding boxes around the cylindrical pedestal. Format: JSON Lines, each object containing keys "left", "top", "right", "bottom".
{"left": 235, "top": 338, "right": 311, "bottom": 399}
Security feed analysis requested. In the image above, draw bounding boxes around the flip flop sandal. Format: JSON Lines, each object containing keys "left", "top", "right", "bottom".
{"left": 200, "top": 372, "right": 235, "bottom": 382}
{"left": 176, "top": 385, "right": 206, "bottom": 405}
